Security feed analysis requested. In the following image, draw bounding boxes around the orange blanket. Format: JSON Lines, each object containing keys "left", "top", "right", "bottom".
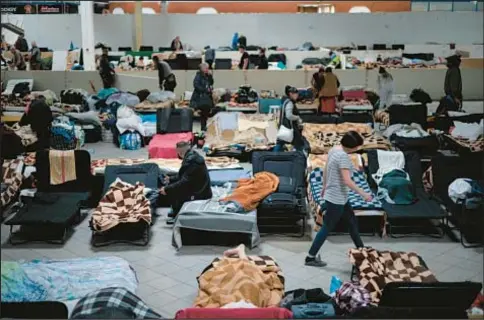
{"left": 221, "top": 172, "right": 279, "bottom": 211}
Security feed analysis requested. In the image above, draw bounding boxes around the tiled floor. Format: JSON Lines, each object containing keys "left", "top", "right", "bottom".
{"left": 2, "top": 117, "right": 484, "bottom": 318}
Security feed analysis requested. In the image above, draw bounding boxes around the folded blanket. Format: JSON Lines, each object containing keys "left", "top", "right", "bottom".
{"left": 49, "top": 150, "right": 77, "bottom": 185}
{"left": 220, "top": 172, "right": 279, "bottom": 211}
{"left": 349, "top": 248, "right": 438, "bottom": 304}
{"left": 91, "top": 178, "right": 151, "bottom": 232}
{"left": 195, "top": 256, "right": 284, "bottom": 308}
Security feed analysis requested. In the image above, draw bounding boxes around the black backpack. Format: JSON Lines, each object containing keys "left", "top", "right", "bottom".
{"left": 410, "top": 88, "right": 432, "bottom": 105}
{"left": 12, "top": 82, "right": 30, "bottom": 98}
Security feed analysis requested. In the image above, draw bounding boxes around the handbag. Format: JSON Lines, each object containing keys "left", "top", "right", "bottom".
{"left": 277, "top": 100, "right": 294, "bottom": 143}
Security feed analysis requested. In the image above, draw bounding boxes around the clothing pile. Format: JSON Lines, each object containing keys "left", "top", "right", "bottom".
{"left": 220, "top": 172, "right": 279, "bottom": 212}
{"left": 349, "top": 247, "right": 438, "bottom": 303}
{"left": 90, "top": 178, "right": 152, "bottom": 233}
{"left": 230, "top": 85, "right": 259, "bottom": 108}
{"left": 5, "top": 123, "right": 37, "bottom": 146}
{"left": 50, "top": 116, "right": 83, "bottom": 150}
{"left": 383, "top": 123, "right": 429, "bottom": 139}
{"left": 60, "top": 88, "right": 88, "bottom": 106}
{"left": 448, "top": 178, "right": 484, "bottom": 209}
{"left": 116, "top": 105, "right": 145, "bottom": 150}
{"left": 194, "top": 255, "right": 284, "bottom": 308}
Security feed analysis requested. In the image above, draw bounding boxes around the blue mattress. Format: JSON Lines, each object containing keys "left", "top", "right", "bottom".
{"left": 308, "top": 168, "right": 382, "bottom": 210}
{"left": 209, "top": 169, "right": 251, "bottom": 186}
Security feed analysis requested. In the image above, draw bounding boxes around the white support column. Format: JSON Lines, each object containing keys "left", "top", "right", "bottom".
{"left": 80, "top": 1, "right": 96, "bottom": 71}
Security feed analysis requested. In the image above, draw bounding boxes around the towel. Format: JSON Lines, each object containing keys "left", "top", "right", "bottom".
{"left": 221, "top": 172, "right": 279, "bottom": 211}
{"left": 49, "top": 150, "right": 77, "bottom": 185}
{"left": 376, "top": 150, "right": 405, "bottom": 177}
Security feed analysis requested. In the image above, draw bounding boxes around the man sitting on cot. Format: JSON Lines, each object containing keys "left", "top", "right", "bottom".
{"left": 159, "top": 141, "right": 212, "bottom": 225}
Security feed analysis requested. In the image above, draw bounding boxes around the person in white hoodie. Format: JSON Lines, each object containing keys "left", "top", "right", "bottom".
{"left": 377, "top": 67, "right": 394, "bottom": 110}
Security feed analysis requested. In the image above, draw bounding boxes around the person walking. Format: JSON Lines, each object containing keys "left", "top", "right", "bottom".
{"left": 273, "top": 86, "right": 304, "bottom": 152}
{"left": 444, "top": 54, "right": 462, "bottom": 109}
{"left": 377, "top": 67, "right": 394, "bottom": 110}
{"left": 152, "top": 55, "right": 177, "bottom": 92}
{"left": 98, "top": 47, "right": 115, "bottom": 88}
{"left": 305, "top": 131, "right": 372, "bottom": 267}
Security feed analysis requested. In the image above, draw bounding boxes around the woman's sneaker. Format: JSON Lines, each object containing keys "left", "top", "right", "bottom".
{"left": 305, "top": 255, "right": 327, "bottom": 267}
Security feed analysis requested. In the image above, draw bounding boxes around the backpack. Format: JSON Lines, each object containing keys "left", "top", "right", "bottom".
{"left": 12, "top": 82, "right": 30, "bottom": 98}
{"left": 410, "top": 88, "right": 432, "bottom": 105}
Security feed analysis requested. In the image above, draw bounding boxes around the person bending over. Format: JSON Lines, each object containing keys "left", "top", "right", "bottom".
{"left": 305, "top": 131, "right": 372, "bottom": 267}
{"left": 159, "top": 141, "right": 212, "bottom": 225}
{"left": 152, "top": 55, "right": 177, "bottom": 92}
{"left": 273, "top": 86, "right": 304, "bottom": 152}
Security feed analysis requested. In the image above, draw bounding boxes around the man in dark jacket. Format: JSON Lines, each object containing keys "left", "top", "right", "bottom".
{"left": 152, "top": 55, "right": 177, "bottom": 92}
{"left": 190, "top": 62, "right": 214, "bottom": 131}
{"left": 99, "top": 47, "right": 115, "bottom": 88}
{"left": 14, "top": 35, "right": 29, "bottom": 52}
{"left": 256, "top": 48, "right": 268, "bottom": 70}
{"left": 160, "top": 141, "right": 212, "bottom": 224}
{"left": 444, "top": 54, "right": 462, "bottom": 107}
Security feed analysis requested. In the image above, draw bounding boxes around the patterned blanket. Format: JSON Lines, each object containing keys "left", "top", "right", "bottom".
{"left": 4, "top": 257, "right": 137, "bottom": 302}
{"left": 195, "top": 255, "right": 284, "bottom": 308}
{"left": 1, "top": 159, "right": 23, "bottom": 208}
{"left": 134, "top": 100, "right": 174, "bottom": 111}
{"left": 303, "top": 123, "right": 391, "bottom": 154}
{"left": 349, "top": 248, "right": 438, "bottom": 304}
{"left": 307, "top": 169, "right": 382, "bottom": 231}
{"left": 308, "top": 153, "right": 367, "bottom": 172}
{"left": 91, "top": 179, "right": 152, "bottom": 233}
{"left": 443, "top": 134, "right": 484, "bottom": 153}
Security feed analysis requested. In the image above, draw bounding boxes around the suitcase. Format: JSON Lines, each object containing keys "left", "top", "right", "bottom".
{"left": 148, "top": 132, "right": 194, "bottom": 159}
{"left": 389, "top": 103, "right": 427, "bottom": 129}
{"left": 252, "top": 151, "right": 306, "bottom": 215}
{"left": 156, "top": 108, "right": 193, "bottom": 134}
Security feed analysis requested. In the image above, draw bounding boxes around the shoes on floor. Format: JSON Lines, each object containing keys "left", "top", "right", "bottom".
{"left": 305, "top": 255, "right": 327, "bottom": 267}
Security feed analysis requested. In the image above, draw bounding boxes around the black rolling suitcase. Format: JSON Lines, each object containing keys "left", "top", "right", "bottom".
{"left": 252, "top": 151, "right": 307, "bottom": 236}
{"left": 156, "top": 108, "right": 194, "bottom": 134}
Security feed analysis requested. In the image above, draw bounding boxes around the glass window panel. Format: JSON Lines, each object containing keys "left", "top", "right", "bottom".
{"left": 429, "top": 2, "right": 453, "bottom": 11}
{"left": 453, "top": 1, "right": 476, "bottom": 11}
{"left": 411, "top": 2, "right": 429, "bottom": 11}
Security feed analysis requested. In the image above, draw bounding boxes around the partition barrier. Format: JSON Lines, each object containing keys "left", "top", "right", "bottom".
{"left": 2, "top": 68, "right": 483, "bottom": 100}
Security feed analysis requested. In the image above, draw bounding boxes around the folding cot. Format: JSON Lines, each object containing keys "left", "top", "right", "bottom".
{"left": 4, "top": 150, "right": 92, "bottom": 244}
{"left": 251, "top": 151, "right": 307, "bottom": 236}
{"left": 349, "top": 248, "right": 482, "bottom": 318}
{"left": 366, "top": 150, "right": 446, "bottom": 237}
{"left": 430, "top": 150, "right": 484, "bottom": 247}
{"left": 148, "top": 108, "right": 194, "bottom": 159}
{"left": 172, "top": 198, "right": 260, "bottom": 250}
{"left": 90, "top": 163, "right": 159, "bottom": 247}
{"left": 208, "top": 168, "right": 251, "bottom": 187}
{"left": 307, "top": 167, "right": 384, "bottom": 236}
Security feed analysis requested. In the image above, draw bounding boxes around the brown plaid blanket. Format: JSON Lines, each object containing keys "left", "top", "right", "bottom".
{"left": 349, "top": 248, "right": 438, "bottom": 303}
{"left": 444, "top": 134, "right": 484, "bottom": 153}
{"left": 91, "top": 179, "right": 152, "bottom": 233}
{"left": 195, "top": 255, "right": 284, "bottom": 308}
{"left": 374, "top": 110, "right": 390, "bottom": 127}
{"left": 303, "top": 123, "right": 391, "bottom": 154}
{"left": 1, "top": 159, "right": 23, "bottom": 208}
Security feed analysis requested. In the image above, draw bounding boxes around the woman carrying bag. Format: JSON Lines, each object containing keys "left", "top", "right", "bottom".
{"left": 190, "top": 63, "right": 214, "bottom": 131}
{"left": 273, "top": 86, "right": 304, "bottom": 152}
